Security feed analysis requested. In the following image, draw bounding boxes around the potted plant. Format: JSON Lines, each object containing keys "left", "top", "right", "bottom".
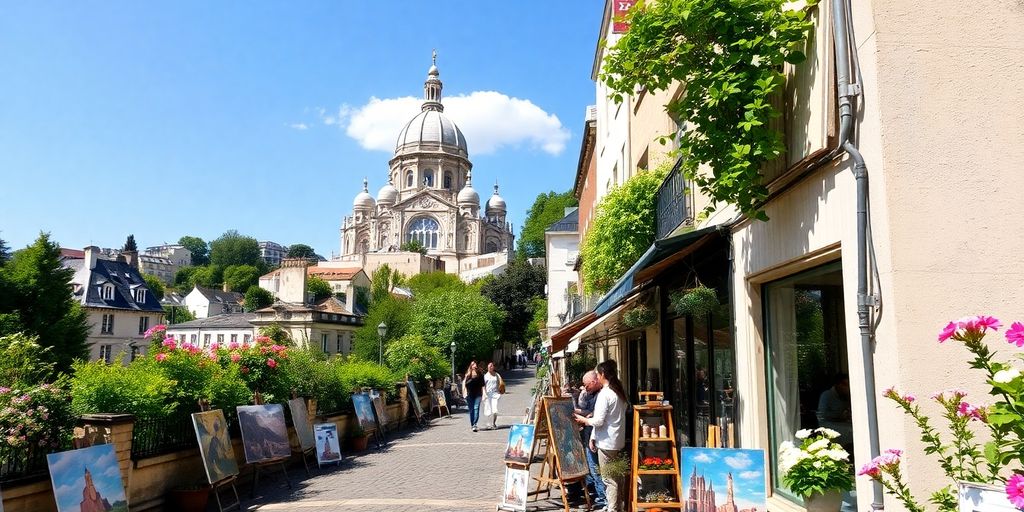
{"left": 623, "top": 305, "right": 656, "bottom": 329}
{"left": 640, "top": 489, "right": 675, "bottom": 505}
{"left": 670, "top": 285, "right": 718, "bottom": 317}
{"left": 169, "top": 480, "right": 211, "bottom": 512}
{"left": 778, "top": 428, "right": 853, "bottom": 511}
{"left": 639, "top": 456, "right": 674, "bottom": 470}
{"left": 348, "top": 423, "right": 369, "bottom": 452}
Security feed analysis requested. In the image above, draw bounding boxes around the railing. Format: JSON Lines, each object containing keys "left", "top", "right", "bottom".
{"left": 655, "top": 157, "right": 694, "bottom": 239}
{"left": 131, "top": 412, "right": 199, "bottom": 460}
{"left": 0, "top": 432, "right": 70, "bottom": 485}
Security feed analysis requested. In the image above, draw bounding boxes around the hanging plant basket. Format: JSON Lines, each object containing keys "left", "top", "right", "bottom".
{"left": 671, "top": 286, "right": 719, "bottom": 318}
{"left": 622, "top": 305, "right": 656, "bottom": 329}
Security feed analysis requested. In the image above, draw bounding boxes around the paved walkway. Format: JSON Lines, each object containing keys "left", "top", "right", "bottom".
{"left": 247, "top": 366, "right": 571, "bottom": 512}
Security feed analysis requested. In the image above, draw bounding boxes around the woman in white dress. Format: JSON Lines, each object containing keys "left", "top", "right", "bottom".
{"left": 482, "top": 362, "right": 504, "bottom": 430}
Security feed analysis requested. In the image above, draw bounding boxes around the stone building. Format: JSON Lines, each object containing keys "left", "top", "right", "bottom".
{"left": 338, "top": 53, "right": 514, "bottom": 275}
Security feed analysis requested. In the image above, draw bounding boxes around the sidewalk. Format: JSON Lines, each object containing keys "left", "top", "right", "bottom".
{"left": 247, "top": 366, "right": 571, "bottom": 512}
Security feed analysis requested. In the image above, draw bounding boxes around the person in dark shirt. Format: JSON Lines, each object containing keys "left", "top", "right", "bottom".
{"left": 462, "top": 360, "right": 486, "bottom": 432}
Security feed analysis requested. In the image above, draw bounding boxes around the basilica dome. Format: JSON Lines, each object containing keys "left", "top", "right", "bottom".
{"left": 486, "top": 183, "right": 507, "bottom": 216}
{"left": 394, "top": 54, "right": 468, "bottom": 158}
{"left": 458, "top": 173, "right": 480, "bottom": 206}
{"left": 377, "top": 180, "right": 399, "bottom": 206}
{"left": 353, "top": 178, "right": 375, "bottom": 210}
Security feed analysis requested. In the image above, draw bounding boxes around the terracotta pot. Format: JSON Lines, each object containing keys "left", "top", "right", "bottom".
{"left": 804, "top": 489, "right": 842, "bottom": 512}
{"left": 349, "top": 434, "right": 370, "bottom": 452}
{"left": 170, "top": 487, "right": 211, "bottom": 512}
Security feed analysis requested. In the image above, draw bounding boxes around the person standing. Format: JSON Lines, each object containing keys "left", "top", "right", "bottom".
{"left": 575, "top": 370, "right": 607, "bottom": 508}
{"left": 574, "top": 360, "right": 627, "bottom": 512}
{"left": 462, "top": 360, "right": 485, "bottom": 432}
{"left": 482, "top": 361, "right": 504, "bottom": 429}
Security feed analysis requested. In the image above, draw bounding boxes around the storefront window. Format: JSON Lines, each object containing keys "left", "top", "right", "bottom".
{"left": 764, "top": 261, "right": 850, "bottom": 499}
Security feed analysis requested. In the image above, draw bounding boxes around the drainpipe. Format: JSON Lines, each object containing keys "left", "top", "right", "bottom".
{"left": 831, "top": 0, "right": 883, "bottom": 509}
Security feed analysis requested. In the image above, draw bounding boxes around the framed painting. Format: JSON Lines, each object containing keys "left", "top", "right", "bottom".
{"left": 407, "top": 379, "right": 424, "bottom": 419}
{"left": 370, "top": 390, "right": 389, "bottom": 428}
{"left": 434, "top": 389, "right": 447, "bottom": 408}
{"left": 288, "top": 397, "right": 315, "bottom": 452}
{"left": 352, "top": 393, "right": 378, "bottom": 433}
{"left": 500, "top": 467, "right": 529, "bottom": 511}
{"left": 47, "top": 444, "right": 127, "bottom": 512}
{"left": 681, "top": 447, "right": 767, "bottom": 512}
{"left": 542, "top": 397, "right": 588, "bottom": 479}
{"left": 313, "top": 423, "right": 342, "bottom": 466}
{"left": 237, "top": 404, "right": 292, "bottom": 464}
{"left": 192, "top": 409, "right": 240, "bottom": 484}
{"left": 503, "top": 424, "right": 535, "bottom": 465}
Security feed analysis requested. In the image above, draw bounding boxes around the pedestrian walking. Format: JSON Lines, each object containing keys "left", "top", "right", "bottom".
{"left": 481, "top": 361, "right": 504, "bottom": 429}
{"left": 574, "top": 360, "right": 627, "bottom": 512}
{"left": 462, "top": 360, "right": 485, "bottom": 432}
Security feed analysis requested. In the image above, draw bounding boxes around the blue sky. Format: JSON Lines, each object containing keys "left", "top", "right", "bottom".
{"left": 0, "top": 2, "right": 603, "bottom": 257}
{"left": 681, "top": 447, "right": 767, "bottom": 510}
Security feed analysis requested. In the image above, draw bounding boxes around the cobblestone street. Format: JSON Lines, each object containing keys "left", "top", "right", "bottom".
{"left": 248, "top": 366, "right": 570, "bottom": 512}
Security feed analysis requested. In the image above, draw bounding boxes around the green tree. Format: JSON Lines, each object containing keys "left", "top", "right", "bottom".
{"left": 407, "top": 271, "right": 464, "bottom": 297}
{"left": 369, "top": 264, "right": 407, "bottom": 303}
{"left": 209, "top": 230, "right": 261, "bottom": 268}
{"left": 0, "top": 233, "right": 90, "bottom": 372}
{"left": 163, "top": 305, "right": 195, "bottom": 324}
{"left": 222, "top": 264, "right": 260, "bottom": 293}
{"left": 0, "top": 333, "right": 57, "bottom": 386}
{"left": 178, "top": 236, "right": 209, "bottom": 266}
{"left": 244, "top": 286, "right": 274, "bottom": 312}
{"left": 142, "top": 274, "right": 165, "bottom": 300}
{"left": 122, "top": 234, "right": 138, "bottom": 252}
{"left": 479, "top": 259, "right": 546, "bottom": 346}
{"left": 286, "top": 244, "right": 317, "bottom": 259}
{"left": 352, "top": 297, "right": 413, "bottom": 362}
{"left": 526, "top": 297, "right": 548, "bottom": 347}
{"left": 174, "top": 266, "right": 200, "bottom": 289}
{"left": 517, "top": 191, "right": 578, "bottom": 259}
{"left": 580, "top": 167, "right": 667, "bottom": 294}
{"left": 410, "top": 288, "right": 503, "bottom": 369}
{"left": 307, "top": 275, "right": 332, "bottom": 302}
{"left": 384, "top": 334, "right": 449, "bottom": 381}
{"left": 400, "top": 239, "right": 427, "bottom": 255}
{"left": 0, "top": 237, "right": 11, "bottom": 264}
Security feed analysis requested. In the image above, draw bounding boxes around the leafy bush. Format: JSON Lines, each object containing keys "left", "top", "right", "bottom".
{"left": 671, "top": 286, "right": 720, "bottom": 317}
{"left": 205, "top": 364, "right": 253, "bottom": 424}
{"left": 70, "top": 358, "right": 175, "bottom": 419}
{"left": 565, "top": 352, "right": 597, "bottom": 386}
{"left": 150, "top": 341, "right": 220, "bottom": 412}
{"left": 0, "top": 333, "right": 56, "bottom": 386}
{"left": 353, "top": 296, "right": 413, "bottom": 361}
{"left": 779, "top": 428, "right": 853, "bottom": 497}
{"left": 385, "top": 334, "right": 448, "bottom": 382}
{"left": 244, "top": 285, "right": 274, "bottom": 312}
{"left": 307, "top": 275, "right": 333, "bottom": 302}
{"left": 0, "top": 382, "right": 73, "bottom": 450}
{"left": 410, "top": 288, "right": 503, "bottom": 369}
{"left": 282, "top": 348, "right": 348, "bottom": 414}
{"left": 337, "top": 360, "right": 397, "bottom": 402}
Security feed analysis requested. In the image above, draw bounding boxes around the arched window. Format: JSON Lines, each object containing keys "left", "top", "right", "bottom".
{"left": 358, "top": 238, "right": 370, "bottom": 254}
{"left": 406, "top": 170, "right": 414, "bottom": 188}
{"left": 444, "top": 172, "right": 453, "bottom": 190}
{"left": 485, "top": 241, "right": 499, "bottom": 254}
{"left": 405, "top": 217, "right": 441, "bottom": 250}
{"left": 423, "top": 169, "right": 434, "bottom": 187}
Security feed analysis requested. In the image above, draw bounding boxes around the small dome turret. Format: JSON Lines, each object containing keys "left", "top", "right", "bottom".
{"left": 377, "top": 179, "right": 399, "bottom": 206}
{"left": 486, "top": 182, "right": 506, "bottom": 216}
{"left": 353, "top": 178, "right": 375, "bottom": 210}
{"left": 458, "top": 171, "right": 480, "bottom": 206}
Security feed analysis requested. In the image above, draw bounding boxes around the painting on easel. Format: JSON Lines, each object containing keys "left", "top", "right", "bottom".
{"left": 237, "top": 404, "right": 291, "bottom": 464}
{"left": 542, "top": 397, "right": 588, "bottom": 479}
{"left": 500, "top": 467, "right": 530, "bottom": 511}
{"left": 192, "top": 409, "right": 240, "bottom": 484}
{"left": 287, "top": 397, "right": 315, "bottom": 452}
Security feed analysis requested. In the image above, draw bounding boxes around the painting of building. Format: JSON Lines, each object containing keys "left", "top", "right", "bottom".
{"left": 681, "top": 448, "right": 765, "bottom": 512}
{"left": 46, "top": 444, "right": 127, "bottom": 512}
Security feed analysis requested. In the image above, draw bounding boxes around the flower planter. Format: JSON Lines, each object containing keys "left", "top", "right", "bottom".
{"left": 170, "top": 486, "right": 211, "bottom": 512}
{"left": 804, "top": 489, "right": 842, "bottom": 512}
{"left": 349, "top": 434, "right": 370, "bottom": 452}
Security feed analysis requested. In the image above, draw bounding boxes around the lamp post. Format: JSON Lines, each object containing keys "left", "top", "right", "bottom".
{"left": 377, "top": 321, "right": 388, "bottom": 365}
{"left": 450, "top": 341, "right": 456, "bottom": 383}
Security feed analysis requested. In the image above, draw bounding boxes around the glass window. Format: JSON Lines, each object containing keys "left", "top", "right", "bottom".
{"left": 337, "top": 334, "right": 343, "bottom": 354}
{"left": 405, "top": 217, "right": 441, "bottom": 250}
{"left": 217, "top": 334, "right": 224, "bottom": 344}
{"left": 244, "top": 334, "right": 251, "bottom": 344}
{"left": 406, "top": 170, "right": 414, "bottom": 187}
{"left": 321, "top": 333, "right": 329, "bottom": 353}
{"left": 99, "top": 344, "right": 112, "bottom": 363}
{"left": 444, "top": 172, "right": 453, "bottom": 190}
{"left": 191, "top": 334, "right": 197, "bottom": 344}
{"left": 230, "top": 334, "right": 238, "bottom": 343}
{"left": 423, "top": 169, "right": 434, "bottom": 187}
{"left": 139, "top": 316, "right": 149, "bottom": 335}
{"left": 765, "top": 261, "right": 850, "bottom": 499}
{"left": 204, "top": 333, "right": 211, "bottom": 345}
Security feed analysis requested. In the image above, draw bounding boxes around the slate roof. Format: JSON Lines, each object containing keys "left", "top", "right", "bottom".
{"left": 168, "top": 313, "right": 257, "bottom": 330}
{"left": 193, "top": 286, "right": 244, "bottom": 306}
{"left": 68, "top": 258, "right": 164, "bottom": 312}
{"left": 545, "top": 208, "right": 579, "bottom": 233}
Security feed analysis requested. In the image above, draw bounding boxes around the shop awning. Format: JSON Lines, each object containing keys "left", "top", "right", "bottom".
{"left": 568, "top": 300, "right": 629, "bottom": 347}
{"left": 549, "top": 311, "right": 597, "bottom": 353}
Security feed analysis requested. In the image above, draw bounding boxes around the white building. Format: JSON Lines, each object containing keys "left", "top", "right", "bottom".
{"left": 259, "top": 264, "right": 371, "bottom": 314}
{"left": 544, "top": 208, "right": 581, "bottom": 334}
{"left": 165, "top": 313, "right": 257, "bottom": 348}
{"left": 593, "top": 1, "right": 635, "bottom": 198}
{"left": 184, "top": 285, "right": 244, "bottom": 319}
{"left": 258, "top": 241, "right": 287, "bottom": 266}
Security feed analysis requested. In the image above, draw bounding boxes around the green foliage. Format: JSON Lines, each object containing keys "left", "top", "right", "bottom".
{"left": 163, "top": 305, "right": 195, "bottom": 324}
{"left": 143, "top": 274, "right": 165, "bottom": 300}
{"left": 670, "top": 286, "right": 720, "bottom": 317}
{"left": 407, "top": 271, "right": 464, "bottom": 297}
{"left": 400, "top": 239, "right": 427, "bottom": 255}
{"left": 286, "top": 243, "right": 317, "bottom": 259}
{"left": 209, "top": 230, "right": 262, "bottom": 268}
{"left": 244, "top": 285, "right": 275, "bottom": 312}
{"left": 281, "top": 348, "right": 348, "bottom": 414}
{"left": 526, "top": 297, "right": 547, "bottom": 347}
{"left": 0, "top": 381, "right": 74, "bottom": 451}
{"left": 223, "top": 264, "right": 260, "bottom": 293}
{"left": 337, "top": 360, "right": 398, "bottom": 400}
{"left": 580, "top": 168, "right": 667, "bottom": 294}
{"left": 70, "top": 358, "right": 176, "bottom": 419}
{"left": 174, "top": 265, "right": 200, "bottom": 288}
{"left": 369, "top": 264, "right": 407, "bottom": 303}
{"left": 0, "top": 237, "right": 9, "bottom": 264}
{"left": 0, "top": 233, "right": 90, "bottom": 372}
{"left": 0, "top": 333, "right": 57, "bottom": 386}
{"left": 258, "top": 323, "right": 293, "bottom": 345}
{"left": 565, "top": 352, "right": 598, "bottom": 386}
{"left": 122, "top": 234, "right": 138, "bottom": 252}
{"left": 175, "top": 265, "right": 224, "bottom": 290}
{"left": 479, "top": 259, "right": 546, "bottom": 346}
{"left": 307, "top": 275, "right": 333, "bottom": 302}
{"left": 203, "top": 363, "right": 253, "bottom": 419}
{"left": 151, "top": 347, "right": 220, "bottom": 413}
{"left": 602, "top": 0, "right": 817, "bottom": 220}
{"left": 385, "top": 334, "right": 448, "bottom": 381}
{"left": 353, "top": 297, "right": 413, "bottom": 361}
{"left": 622, "top": 305, "right": 656, "bottom": 329}
{"left": 177, "top": 236, "right": 209, "bottom": 266}
{"left": 517, "top": 190, "right": 578, "bottom": 259}
{"left": 410, "top": 288, "right": 503, "bottom": 369}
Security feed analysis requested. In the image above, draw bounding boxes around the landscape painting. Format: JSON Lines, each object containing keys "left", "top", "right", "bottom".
{"left": 314, "top": 423, "right": 342, "bottom": 465}
{"left": 681, "top": 447, "right": 767, "bottom": 512}
{"left": 503, "top": 424, "right": 535, "bottom": 465}
{"left": 192, "top": 409, "right": 240, "bottom": 484}
{"left": 288, "top": 397, "right": 315, "bottom": 452}
{"left": 542, "top": 397, "right": 588, "bottom": 479}
{"left": 237, "top": 404, "right": 292, "bottom": 464}
{"left": 47, "top": 444, "right": 128, "bottom": 512}
{"left": 500, "top": 467, "right": 529, "bottom": 511}
{"left": 352, "top": 393, "right": 378, "bottom": 432}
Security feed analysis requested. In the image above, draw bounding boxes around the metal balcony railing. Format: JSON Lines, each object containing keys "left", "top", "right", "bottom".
{"left": 655, "top": 157, "right": 694, "bottom": 239}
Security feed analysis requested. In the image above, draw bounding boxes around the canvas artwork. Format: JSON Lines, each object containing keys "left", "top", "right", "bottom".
{"left": 192, "top": 409, "right": 240, "bottom": 484}
{"left": 500, "top": 467, "right": 530, "bottom": 511}
{"left": 47, "top": 444, "right": 128, "bottom": 512}
{"left": 503, "top": 423, "right": 535, "bottom": 465}
{"left": 351, "top": 392, "right": 378, "bottom": 432}
{"left": 313, "top": 423, "right": 342, "bottom": 465}
{"left": 288, "top": 397, "right": 315, "bottom": 452}
{"left": 434, "top": 389, "right": 447, "bottom": 408}
{"left": 407, "top": 380, "right": 424, "bottom": 418}
{"left": 681, "top": 447, "right": 767, "bottom": 512}
{"left": 237, "top": 404, "right": 292, "bottom": 464}
{"left": 542, "top": 397, "right": 588, "bottom": 479}
{"left": 370, "top": 390, "right": 389, "bottom": 428}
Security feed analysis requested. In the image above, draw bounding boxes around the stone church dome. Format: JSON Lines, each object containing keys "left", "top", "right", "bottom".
{"left": 377, "top": 180, "right": 399, "bottom": 205}
{"left": 486, "top": 183, "right": 506, "bottom": 215}
{"left": 353, "top": 178, "right": 375, "bottom": 210}
{"left": 458, "top": 172, "right": 480, "bottom": 206}
{"left": 394, "top": 52, "right": 468, "bottom": 158}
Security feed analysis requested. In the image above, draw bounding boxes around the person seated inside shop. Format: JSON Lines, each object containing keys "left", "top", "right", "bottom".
{"left": 817, "top": 373, "right": 853, "bottom": 451}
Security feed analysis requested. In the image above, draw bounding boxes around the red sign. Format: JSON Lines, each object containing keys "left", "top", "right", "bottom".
{"left": 612, "top": 0, "right": 637, "bottom": 33}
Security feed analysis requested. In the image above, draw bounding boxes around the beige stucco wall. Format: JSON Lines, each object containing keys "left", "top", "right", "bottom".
{"left": 85, "top": 308, "right": 161, "bottom": 361}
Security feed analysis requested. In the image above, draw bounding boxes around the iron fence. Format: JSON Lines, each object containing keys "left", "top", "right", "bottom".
{"left": 0, "top": 432, "right": 70, "bottom": 485}
{"left": 131, "top": 412, "right": 198, "bottom": 460}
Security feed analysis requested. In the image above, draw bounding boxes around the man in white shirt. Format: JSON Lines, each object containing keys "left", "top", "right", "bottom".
{"left": 574, "top": 361, "right": 627, "bottom": 512}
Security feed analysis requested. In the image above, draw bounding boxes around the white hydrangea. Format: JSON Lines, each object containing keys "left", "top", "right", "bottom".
{"left": 815, "top": 427, "right": 841, "bottom": 439}
{"left": 993, "top": 368, "right": 1021, "bottom": 384}
{"left": 821, "top": 448, "right": 849, "bottom": 462}
{"left": 807, "top": 438, "right": 830, "bottom": 453}
{"left": 795, "top": 429, "right": 813, "bottom": 439}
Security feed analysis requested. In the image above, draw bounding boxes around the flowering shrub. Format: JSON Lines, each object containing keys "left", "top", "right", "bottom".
{"left": 778, "top": 428, "right": 854, "bottom": 498}
{"left": 863, "top": 315, "right": 1024, "bottom": 511}
{"left": 153, "top": 335, "right": 288, "bottom": 404}
{"left": 70, "top": 357, "right": 176, "bottom": 419}
{"left": 0, "top": 383, "right": 73, "bottom": 450}
{"left": 639, "top": 456, "right": 674, "bottom": 470}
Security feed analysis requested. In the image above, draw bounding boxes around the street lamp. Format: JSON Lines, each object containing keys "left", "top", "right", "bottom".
{"left": 450, "top": 341, "right": 456, "bottom": 383}
{"left": 377, "top": 321, "right": 388, "bottom": 365}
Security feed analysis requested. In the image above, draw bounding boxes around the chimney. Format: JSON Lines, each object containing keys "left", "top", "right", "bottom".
{"left": 278, "top": 258, "right": 310, "bottom": 304}
{"left": 84, "top": 246, "right": 99, "bottom": 270}
{"left": 122, "top": 250, "right": 139, "bottom": 270}
{"left": 222, "top": 282, "right": 231, "bottom": 293}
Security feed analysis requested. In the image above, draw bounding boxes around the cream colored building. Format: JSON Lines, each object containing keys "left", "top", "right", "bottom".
{"left": 259, "top": 264, "right": 371, "bottom": 313}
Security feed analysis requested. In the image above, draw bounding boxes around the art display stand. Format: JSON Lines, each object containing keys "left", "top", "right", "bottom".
{"left": 197, "top": 400, "right": 241, "bottom": 512}
{"left": 431, "top": 388, "right": 452, "bottom": 418}
{"left": 629, "top": 392, "right": 683, "bottom": 510}
{"left": 407, "top": 378, "right": 428, "bottom": 428}
{"left": 296, "top": 446, "right": 316, "bottom": 476}
{"left": 248, "top": 393, "right": 292, "bottom": 498}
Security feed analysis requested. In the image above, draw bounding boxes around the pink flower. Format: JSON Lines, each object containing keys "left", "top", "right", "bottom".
{"left": 230, "top": 353, "right": 241, "bottom": 363}
{"left": 903, "top": 394, "right": 916, "bottom": 403}
{"left": 938, "top": 321, "right": 958, "bottom": 343}
{"left": 228, "top": 341, "right": 240, "bottom": 350}
{"left": 209, "top": 343, "right": 219, "bottom": 351}
{"left": 155, "top": 353, "right": 167, "bottom": 362}
{"left": 857, "top": 460, "right": 881, "bottom": 478}
{"left": 271, "top": 344, "right": 284, "bottom": 353}
{"left": 208, "top": 353, "right": 218, "bottom": 362}
{"left": 161, "top": 338, "right": 177, "bottom": 350}
{"left": 957, "top": 401, "right": 986, "bottom": 421}
{"left": 958, "top": 315, "right": 1001, "bottom": 335}
{"left": 1006, "top": 474, "right": 1024, "bottom": 508}
{"left": 266, "top": 358, "right": 278, "bottom": 369}
{"left": 1007, "top": 322, "right": 1024, "bottom": 348}
{"left": 142, "top": 324, "right": 167, "bottom": 338}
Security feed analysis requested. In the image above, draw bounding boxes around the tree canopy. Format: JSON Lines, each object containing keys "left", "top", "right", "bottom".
{"left": 479, "top": 259, "right": 546, "bottom": 346}
{"left": 307, "top": 275, "right": 333, "bottom": 302}
{"left": 286, "top": 244, "right": 317, "bottom": 259}
{"left": 222, "top": 264, "right": 260, "bottom": 293}
{"left": 369, "top": 264, "right": 407, "bottom": 303}
{"left": 209, "top": 230, "right": 262, "bottom": 268}
{"left": 352, "top": 296, "right": 413, "bottom": 362}
{"left": 142, "top": 274, "right": 165, "bottom": 300}
{"left": 410, "top": 288, "right": 503, "bottom": 369}
{"left": 178, "top": 236, "right": 209, "bottom": 266}
{"left": 123, "top": 234, "right": 138, "bottom": 252}
{"left": 243, "top": 286, "right": 274, "bottom": 312}
{"left": 407, "top": 271, "right": 464, "bottom": 297}
{"left": 400, "top": 240, "right": 427, "bottom": 255}
{"left": 517, "top": 191, "right": 578, "bottom": 259}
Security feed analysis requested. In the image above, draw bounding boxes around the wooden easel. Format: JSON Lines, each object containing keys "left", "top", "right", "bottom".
{"left": 520, "top": 397, "right": 591, "bottom": 512}
{"left": 431, "top": 389, "right": 452, "bottom": 418}
{"left": 197, "top": 400, "right": 242, "bottom": 512}
{"left": 290, "top": 391, "right": 316, "bottom": 476}
{"left": 248, "top": 394, "right": 292, "bottom": 498}
{"left": 406, "top": 377, "right": 428, "bottom": 427}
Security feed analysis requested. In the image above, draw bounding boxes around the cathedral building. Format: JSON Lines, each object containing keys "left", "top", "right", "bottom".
{"left": 339, "top": 54, "right": 514, "bottom": 275}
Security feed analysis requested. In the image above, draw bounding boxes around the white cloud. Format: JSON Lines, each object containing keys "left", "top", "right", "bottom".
{"left": 739, "top": 470, "right": 763, "bottom": 480}
{"left": 692, "top": 452, "right": 714, "bottom": 463}
{"left": 725, "top": 452, "right": 754, "bottom": 470}
{"left": 335, "top": 91, "right": 570, "bottom": 156}
{"left": 288, "top": 123, "right": 309, "bottom": 131}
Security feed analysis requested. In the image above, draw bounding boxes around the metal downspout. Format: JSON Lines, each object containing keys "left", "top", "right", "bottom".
{"left": 831, "top": 0, "right": 883, "bottom": 509}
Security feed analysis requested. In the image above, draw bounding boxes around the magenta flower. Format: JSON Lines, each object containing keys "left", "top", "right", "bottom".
{"left": 957, "top": 402, "right": 986, "bottom": 422}
{"left": 938, "top": 322, "right": 958, "bottom": 343}
{"left": 142, "top": 324, "right": 167, "bottom": 338}
{"left": 1006, "top": 322, "right": 1024, "bottom": 348}
{"left": 266, "top": 358, "right": 278, "bottom": 369}
{"left": 958, "top": 315, "right": 1002, "bottom": 334}
{"left": 161, "top": 339, "right": 176, "bottom": 350}
{"left": 230, "top": 353, "right": 241, "bottom": 363}
{"left": 903, "top": 394, "right": 916, "bottom": 403}
{"left": 857, "top": 460, "right": 881, "bottom": 478}
{"left": 1006, "top": 474, "right": 1024, "bottom": 508}
{"left": 228, "top": 341, "right": 240, "bottom": 350}
{"left": 209, "top": 343, "right": 219, "bottom": 351}
{"left": 155, "top": 353, "right": 167, "bottom": 362}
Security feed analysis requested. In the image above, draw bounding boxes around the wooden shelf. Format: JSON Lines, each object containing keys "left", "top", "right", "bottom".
{"left": 638, "top": 438, "right": 673, "bottom": 442}
{"left": 634, "top": 404, "right": 673, "bottom": 411}
{"left": 636, "top": 503, "right": 682, "bottom": 509}
{"left": 637, "top": 469, "right": 677, "bottom": 475}
{"left": 630, "top": 404, "right": 683, "bottom": 512}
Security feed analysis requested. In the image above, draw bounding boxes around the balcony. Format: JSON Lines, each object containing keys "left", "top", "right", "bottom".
{"left": 655, "top": 157, "right": 693, "bottom": 239}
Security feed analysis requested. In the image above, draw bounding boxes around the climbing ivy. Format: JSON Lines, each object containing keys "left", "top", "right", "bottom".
{"left": 602, "top": 0, "right": 818, "bottom": 220}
